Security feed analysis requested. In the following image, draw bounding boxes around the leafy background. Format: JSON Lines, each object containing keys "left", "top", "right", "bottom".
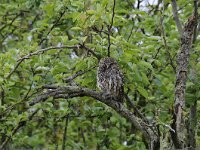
{"left": 0, "top": 0, "right": 200, "bottom": 149}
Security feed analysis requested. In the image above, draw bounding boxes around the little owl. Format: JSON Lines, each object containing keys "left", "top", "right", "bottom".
{"left": 97, "top": 57, "right": 124, "bottom": 102}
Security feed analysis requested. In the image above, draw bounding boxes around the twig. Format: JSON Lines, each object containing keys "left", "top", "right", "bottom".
{"left": 0, "top": 12, "right": 21, "bottom": 32}
{"left": 158, "top": 123, "right": 175, "bottom": 133}
{"left": 62, "top": 114, "right": 69, "bottom": 150}
{"left": 79, "top": 44, "right": 101, "bottom": 60}
{"left": 64, "top": 66, "right": 97, "bottom": 83}
{"left": 53, "top": 99, "right": 59, "bottom": 150}
{"left": 171, "top": 0, "right": 183, "bottom": 35}
{"left": 125, "top": 94, "right": 149, "bottom": 124}
{"left": 192, "top": 0, "right": 198, "bottom": 43}
{"left": 160, "top": 4, "right": 176, "bottom": 72}
{"left": 39, "top": 10, "right": 66, "bottom": 45}
{"left": 107, "top": 0, "right": 116, "bottom": 57}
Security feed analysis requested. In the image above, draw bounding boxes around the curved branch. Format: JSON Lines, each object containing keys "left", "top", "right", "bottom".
{"left": 6, "top": 45, "right": 78, "bottom": 79}
{"left": 28, "top": 85, "right": 159, "bottom": 149}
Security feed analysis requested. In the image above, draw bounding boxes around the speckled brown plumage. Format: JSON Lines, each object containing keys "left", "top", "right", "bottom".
{"left": 97, "top": 57, "right": 124, "bottom": 102}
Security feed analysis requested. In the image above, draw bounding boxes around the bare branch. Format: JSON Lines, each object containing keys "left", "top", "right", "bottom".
{"left": 125, "top": 94, "right": 149, "bottom": 124}
{"left": 64, "top": 66, "right": 97, "bottom": 83}
{"left": 171, "top": 0, "right": 183, "bottom": 35}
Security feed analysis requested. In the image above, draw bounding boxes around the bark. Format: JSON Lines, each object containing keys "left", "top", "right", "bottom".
{"left": 171, "top": 15, "right": 197, "bottom": 149}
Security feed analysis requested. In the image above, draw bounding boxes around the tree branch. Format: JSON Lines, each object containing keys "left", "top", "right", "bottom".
{"left": 6, "top": 45, "right": 79, "bottom": 79}
{"left": 64, "top": 66, "right": 97, "bottom": 83}
{"left": 28, "top": 84, "right": 159, "bottom": 149}
{"left": 171, "top": 0, "right": 183, "bottom": 35}
{"left": 187, "top": 2, "right": 198, "bottom": 149}
{"left": 62, "top": 114, "right": 69, "bottom": 150}
{"left": 79, "top": 44, "right": 101, "bottom": 60}
{"left": 172, "top": 15, "right": 197, "bottom": 149}
{"left": 39, "top": 10, "right": 66, "bottom": 45}
{"left": 107, "top": 0, "right": 116, "bottom": 57}
{"left": 160, "top": 5, "right": 176, "bottom": 72}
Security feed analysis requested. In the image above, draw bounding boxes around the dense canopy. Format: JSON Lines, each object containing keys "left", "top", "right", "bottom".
{"left": 0, "top": 0, "right": 200, "bottom": 149}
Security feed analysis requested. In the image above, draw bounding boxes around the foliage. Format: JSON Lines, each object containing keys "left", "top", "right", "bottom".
{"left": 0, "top": 0, "right": 199, "bottom": 149}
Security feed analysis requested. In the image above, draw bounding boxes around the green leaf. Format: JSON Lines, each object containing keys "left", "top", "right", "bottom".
{"left": 71, "top": 27, "right": 82, "bottom": 31}
{"left": 86, "top": 10, "right": 96, "bottom": 15}
{"left": 138, "top": 61, "right": 153, "bottom": 70}
{"left": 137, "top": 86, "right": 148, "bottom": 98}
{"left": 141, "top": 72, "right": 150, "bottom": 85}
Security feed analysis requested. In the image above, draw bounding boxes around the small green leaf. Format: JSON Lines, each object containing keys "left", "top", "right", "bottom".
{"left": 138, "top": 61, "right": 153, "bottom": 69}
{"left": 137, "top": 86, "right": 148, "bottom": 98}
{"left": 81, "top": 36, "right": 87, "bottom": 43}
{"left": 141, "top": 72, "right": 150, "bottom": 85}
{"left": 86, "top": 10, "right": 95, "bottom": 15}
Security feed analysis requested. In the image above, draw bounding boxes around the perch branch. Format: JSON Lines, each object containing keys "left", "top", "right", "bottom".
{"left": 28, "top": 84, "right": 159, "bottom": 148}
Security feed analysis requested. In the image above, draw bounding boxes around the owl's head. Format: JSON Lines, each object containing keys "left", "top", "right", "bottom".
{"left": 99, "top": 57, "right": 117, "bottom": 69}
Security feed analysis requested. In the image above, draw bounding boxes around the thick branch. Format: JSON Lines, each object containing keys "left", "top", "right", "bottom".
{"left": 172, "top": 15, "right": 197, "bottom": 148}
{"left": 29, "top": 85, "right": 159, "bottom": 148}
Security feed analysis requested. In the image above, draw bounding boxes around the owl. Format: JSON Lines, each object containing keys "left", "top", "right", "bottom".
{"left": 97, "top": 57, "right": 124, "bottom": 102}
